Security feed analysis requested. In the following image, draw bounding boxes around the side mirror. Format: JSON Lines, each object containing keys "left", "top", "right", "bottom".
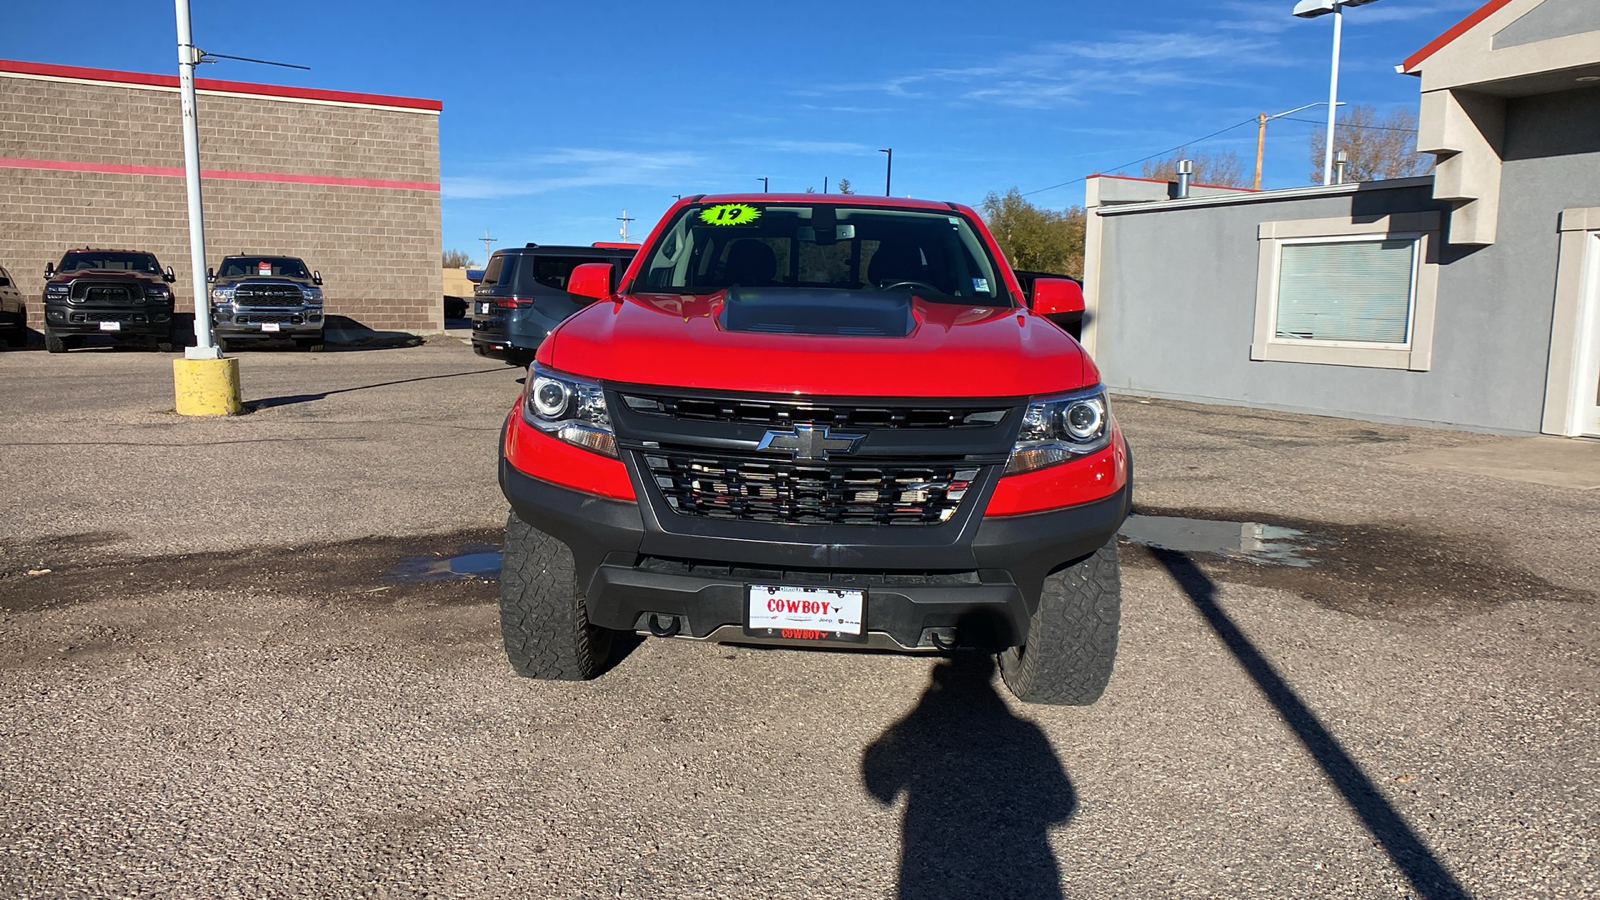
{"left": 312, "top": 270, "right": 322, "bottom": 286}
{"left": 206, "top": 267, "right": 215, "bottom": 284}
{"left": 1031, "top": 277, "right": 1084, "bottom": 318}
{"left": 567, "top": 262, "right": 614, "bottom": 303}
{"left": 164, "top": 266, "right": 177, "bottom": 283}
{"left": 43, "top": 262, "right": 55, "bottom": 278}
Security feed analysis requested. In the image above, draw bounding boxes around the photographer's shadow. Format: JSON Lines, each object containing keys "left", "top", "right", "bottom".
{"left": 863, "top": 653, "right": 1076, "bottom": 900}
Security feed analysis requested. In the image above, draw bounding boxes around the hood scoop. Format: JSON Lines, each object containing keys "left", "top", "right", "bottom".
{"left": 719, "top": 287, "right": 916, "bottom": 338}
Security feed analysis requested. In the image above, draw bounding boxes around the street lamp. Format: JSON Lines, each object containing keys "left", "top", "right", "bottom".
{"left": 1253, "top": 100, "right": 1345, "bottom": 190}
{"left": 879, "top": 148, "right": 892, "bottom": 196}
{"left": 757, "top": 177, "right": 769, "bottom": 193}
{"left": 1293, "top": 0, "right": 1381, "bottom": 186}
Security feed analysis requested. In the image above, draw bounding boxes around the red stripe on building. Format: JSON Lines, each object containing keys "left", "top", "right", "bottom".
{"left": 0, "top": 58, "right": 443, "bottom": 112}
{"left": 1401, "top": 0, "right": 1515, "bottom": 73}
{"left": 0, "top": 157, "right": 439, "bottom": 192}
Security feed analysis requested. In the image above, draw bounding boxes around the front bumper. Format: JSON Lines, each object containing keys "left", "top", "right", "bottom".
{"left": 214, "top": 307, "right": 324, "bottom": 338}
{"left": 499, "top": 444, "right": 1131, "bottom": 651}
{"left": 44, "top": 302, "right": 172, "bottom": 337}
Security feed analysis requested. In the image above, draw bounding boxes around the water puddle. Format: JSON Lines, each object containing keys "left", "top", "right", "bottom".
{"left": 385, "top": 544, "right": 502, "bottom": 582}
{"left": 1118, "top": 514, "right": 1320, "bottom": 567}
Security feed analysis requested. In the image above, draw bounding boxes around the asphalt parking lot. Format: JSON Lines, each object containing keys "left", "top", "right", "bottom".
{"left": 1, "top": 340, "right": 1595, "bottom": 899}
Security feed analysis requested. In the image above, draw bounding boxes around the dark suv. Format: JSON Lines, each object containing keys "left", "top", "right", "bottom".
{"left": 208, "top": 255, "right": 326, "bottom": 352}
{"left": 471, "top": 243, "right": 637, "bottom": 365}
{"left": 40, "top": 249, "right": 178, "bottom": 353}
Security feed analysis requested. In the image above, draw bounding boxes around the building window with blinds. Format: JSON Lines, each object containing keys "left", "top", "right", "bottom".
{"left": 1251, "top": 213, "right": 1439, "bottom": 371}
{"left": 1274, "top": 238, "right": 1418, "bottom": 345}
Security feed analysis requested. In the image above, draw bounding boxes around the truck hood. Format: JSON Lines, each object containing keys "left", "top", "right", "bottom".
{"left": 540, "top": 289, "right": 1095, "bottom": 398}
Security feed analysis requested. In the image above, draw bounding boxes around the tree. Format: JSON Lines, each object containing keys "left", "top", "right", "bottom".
{"left": 442, "top": 249, "right": 475, "bottom": 268}
{"left": 1309, "top": 104, "right": 1432, "bottom": 183}
{"left": 980, "top": 188, "right": 1086, "bottom": 278}
{"left": 836, "top": 178, "right": 855, "bottom": 195}
{"left": 1136, "top": 148, "right": 1247, "bottom": 188}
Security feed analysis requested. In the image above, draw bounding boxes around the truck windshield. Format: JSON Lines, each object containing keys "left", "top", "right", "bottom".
{"left": 633, "top": 203, "right": 1012, "bottom": 305}
{"left": 60, "top": 252, "right": 162, "bottom": 274}
{"left": 218, "top": 257, "right": 310, "bottom": 278}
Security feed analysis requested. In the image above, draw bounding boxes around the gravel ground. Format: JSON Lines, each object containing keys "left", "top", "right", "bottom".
{"left": 0, "top": 340, "right": 1595, "bottom": 898}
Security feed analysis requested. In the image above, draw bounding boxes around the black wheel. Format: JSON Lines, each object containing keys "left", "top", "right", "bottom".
{"left": 44, "top": 329, "right": 67, "bottom": 354}
{"left": 999, "top": 538, "right": 1122, "bottom": 705}
{"left": 499, "top": 512, "right": 613, "bottom": 680}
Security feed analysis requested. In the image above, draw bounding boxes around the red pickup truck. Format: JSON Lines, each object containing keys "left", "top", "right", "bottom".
{"left": 495, "top": 194, "right": 1130, "bottom": 704}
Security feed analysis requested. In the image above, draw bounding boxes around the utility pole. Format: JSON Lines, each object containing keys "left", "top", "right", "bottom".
{"left": 879, "top": 148, "right": 892, "bottom": 196}
{"left": 1255, "top": 112, "right": 1267, "bottom": 191}
{"left": 479, "top": 229, "right": 497, "bottom": 264}
{"left": 617, "top": 210, "right": 635, "bottom": 243}
{"left": 1252, "top": 101, "right": 1342, "bottom": 191}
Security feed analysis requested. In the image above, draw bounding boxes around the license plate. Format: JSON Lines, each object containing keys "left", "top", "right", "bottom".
{"left": 476, "top": 302, "right": 491, "bottom": 315}
{"left": 99, "top": 321, "right": 120, "bottom": 331}
{"left": 746, "top": 584, "right": 865, "bottom": 642}
{"left": 261, "top": 322, "right": 281, "bottom": 333}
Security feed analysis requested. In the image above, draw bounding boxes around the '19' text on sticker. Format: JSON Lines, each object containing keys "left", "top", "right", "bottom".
{"left": 699, "top": 203, "right": 762, "bottom": 226}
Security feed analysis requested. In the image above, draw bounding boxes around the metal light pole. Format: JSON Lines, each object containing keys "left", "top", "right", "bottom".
{"left": 758, "top": 177, "right": 769, "bottom": 193}
{"left": 879, "top": 148, "right": 892, "bottom": 195}
{"left": 176, "top": 0, "right": 216, "bottom": 359}
{"left": 1294, "top": 0, "right": 1380, "bottom": 186}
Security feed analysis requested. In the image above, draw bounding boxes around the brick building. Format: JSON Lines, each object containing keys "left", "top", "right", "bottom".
{"left": 0, "top": 59, "right": 443, "bottom": 333}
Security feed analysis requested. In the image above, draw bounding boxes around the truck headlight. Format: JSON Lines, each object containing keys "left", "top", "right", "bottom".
{"left": 1005, "top": 387, "right": 1111, "bottom": 475}
{"left": 211, "top": 287, "right": 235, "bottom": 301}
{"left": 302, "top": 287, "right": 323, "bottom": 303}
{"left": 523, "top": 364, "right": 615, "bottom": 457}
{"left": 144, "top": 285, "right": 172, "bottom": 300}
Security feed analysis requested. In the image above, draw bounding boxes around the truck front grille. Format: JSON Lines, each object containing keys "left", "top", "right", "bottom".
{"left": 70, "top": 282, "right": 139, "bottom": 304}
{"left": 642, "top": 451, "right": 979, "bottom": 526}
{"left": 621, "top": 393, "right": 1008, "bottom": 430}
{"left": 70, "top": 311, "right": 147, "bottom": 323}
{"left": 234, "top": 284, "right": 305, "bottom": 306}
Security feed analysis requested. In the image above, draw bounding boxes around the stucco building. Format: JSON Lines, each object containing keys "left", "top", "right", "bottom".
{"left": 0, "top": 58, "right": 443, "bottom": 333}
{"left": 1083, "top": 0, "right": 1600, "bottom": 437}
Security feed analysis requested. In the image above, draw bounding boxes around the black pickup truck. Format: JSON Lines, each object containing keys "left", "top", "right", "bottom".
{"left": 40, "top": 249, "right": 179, "bottom": 353}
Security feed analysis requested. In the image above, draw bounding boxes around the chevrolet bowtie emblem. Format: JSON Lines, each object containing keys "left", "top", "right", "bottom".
{"left": 756, "top": 424, "right": 865, "bottom": 461}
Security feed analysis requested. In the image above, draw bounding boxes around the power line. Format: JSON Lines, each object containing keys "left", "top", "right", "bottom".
{"left": 1281, "top": 116, "right": 1417, "bottom": 133}
{"left": 1020, "top": 116, "right": 1260, "bottom": 197}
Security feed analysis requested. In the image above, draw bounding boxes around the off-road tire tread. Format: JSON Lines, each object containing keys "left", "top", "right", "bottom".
{"left": 499, "top": 512, "right": 612, "bottom": 681}
{"left": 999, "top": 539, "right": 1121, "bottom": 705}
{"left": 44, "top": 330, "right": 66, "bottom": 354}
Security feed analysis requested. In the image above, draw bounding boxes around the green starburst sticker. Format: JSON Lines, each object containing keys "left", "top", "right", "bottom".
{"left": 699, "top": 203, "right": 762, "bottom": 226}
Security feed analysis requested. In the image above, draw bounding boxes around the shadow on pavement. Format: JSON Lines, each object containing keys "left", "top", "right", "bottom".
{"left": 863, "top": 652, "right": 1075, "bottom": 900}
{"left": 249, "top": 367, "right": 508, "bottom": 410}
{"left": 1152, "top": 548, "right": 1471, "bottom": 900}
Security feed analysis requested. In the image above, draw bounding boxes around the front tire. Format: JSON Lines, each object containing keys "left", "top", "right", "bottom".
{"left": 44, "top": 329, "right": 67, "bottom": 354}
{"left": 999, "top": 538, "right": 1122, "bottom": 705}
{"left": 499, "top": 512, "right": 614, "bottom": 680}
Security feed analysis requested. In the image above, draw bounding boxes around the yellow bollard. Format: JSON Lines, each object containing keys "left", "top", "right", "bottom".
{"left": 173, "top": 356, "right": 243, "bottom": 416}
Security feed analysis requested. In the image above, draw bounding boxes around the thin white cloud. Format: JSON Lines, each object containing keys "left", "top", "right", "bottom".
{"left": 737, "top": 139, "right": 876, "bottom": 154}
{"left": 443, "top": 148, "right": 702, "bottom": 200}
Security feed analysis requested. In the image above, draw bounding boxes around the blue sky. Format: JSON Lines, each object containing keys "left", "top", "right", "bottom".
{"left": 3, "top": 0, "right": 1479, "bottom": 263}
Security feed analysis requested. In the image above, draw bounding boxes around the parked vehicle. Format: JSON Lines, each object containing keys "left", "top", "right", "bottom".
{"left": 40, "top": 249, "right": 178, "bottom": 353}
{"left": 0, "top": 264, "right": 26, "bottom": 348}
{"left": 493, "top": 194, "right": 1130, "bottom": 705}
{"left": 208, "top": 255, "right": 325, "bottom": 352}
{"left": 471, "top": 243, "right": 638, "bottom": 366}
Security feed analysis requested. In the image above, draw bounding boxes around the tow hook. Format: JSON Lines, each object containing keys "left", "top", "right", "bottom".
{"left": 929, "top": 629, "right": 958, "bottom": 651}
{"left": 648, "top": 614, "right": 682, "bottom": 638}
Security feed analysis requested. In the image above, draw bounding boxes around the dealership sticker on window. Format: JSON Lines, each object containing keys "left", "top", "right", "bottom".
{"left": 258, "top": 262, "right": 273, "bottom": 275}
{"left": 699, "top": 203, "right": 762, "bottom": 227}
